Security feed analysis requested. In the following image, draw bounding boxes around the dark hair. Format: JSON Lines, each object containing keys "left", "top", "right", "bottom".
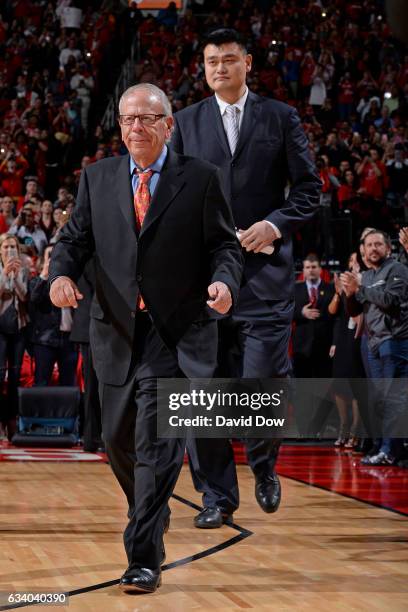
{"left": 202, "top": 28, "right": 247, "bottom": 53}
{"left": 342, "top": 168, "right": 356, "bottom": 185}
{"left": 362, "top": 229, "right": 392, "bottom": 248}
{"left": 303, "top": 253, "right": 320, "bottom": 265}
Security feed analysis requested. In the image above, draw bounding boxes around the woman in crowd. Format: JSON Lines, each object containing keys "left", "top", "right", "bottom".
{"left": 0, "top": 196, "right": 16, "bottom": 233}
{"left": 39, "top": 199, "right": 56, "bottom": 242}
{"left": 329, "top": 253, "right": 365, "bottom": 448}
{"left": 0, "top": 234, "right": 28, "bottom": 440}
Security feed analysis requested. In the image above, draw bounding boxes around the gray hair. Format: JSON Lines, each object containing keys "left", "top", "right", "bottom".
{"left": 118, "top": 84, "right": 172, "bottom": 117}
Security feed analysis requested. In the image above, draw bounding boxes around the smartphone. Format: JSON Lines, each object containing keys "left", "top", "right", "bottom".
{"left": 8, "top": 246, "right": 18, "bottom": 260}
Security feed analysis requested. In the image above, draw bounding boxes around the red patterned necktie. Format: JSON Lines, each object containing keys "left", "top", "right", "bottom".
{"left": 310, "top": 286, "right": 318, "bottom": 307}
{"left": 134, "top": 169, "right": 153, "bottom": 310}
{"left": 134, "top": 169, "right": 153, "bottom": 230}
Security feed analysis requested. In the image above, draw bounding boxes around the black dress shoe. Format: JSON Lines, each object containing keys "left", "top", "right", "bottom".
{"left": 119, "top": 566, "right": 161, "bottom": 593}
{"left": 255, "top": 473, "right": 281, "bottom": 513}
{"left": 193, "top": 506, "right": 232, "bottom": 529}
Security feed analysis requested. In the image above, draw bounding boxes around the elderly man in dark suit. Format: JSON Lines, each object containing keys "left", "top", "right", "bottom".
{"left": 171, "top": 28, "right": 321, "bottom": 528}
{"left": 49, "top": 83, "right": 242, "bottom": 594}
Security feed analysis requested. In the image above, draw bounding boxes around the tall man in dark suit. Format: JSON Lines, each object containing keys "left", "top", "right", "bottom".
{"left": 49, "top": 83, "right": 242, "bottom": 594}
{"left": 171, "top": 29, "right": 321, "bottom": 528}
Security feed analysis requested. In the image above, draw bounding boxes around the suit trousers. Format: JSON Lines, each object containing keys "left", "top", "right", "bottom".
{"left": 80, "top": 343, "right": 103, "bottom": 452}
{"left": 187, "top": 285, "right": 294, "bottom": 513}
{"left": 99, "top": 312, "right": 184, "bottom": 569}
{"left": 33, "top": 333, "right": 78, "bottom": 387}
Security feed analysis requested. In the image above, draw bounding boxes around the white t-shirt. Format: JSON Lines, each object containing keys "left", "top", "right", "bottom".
{"left": 60, "top": 7, "right": 82, "bottom": 29}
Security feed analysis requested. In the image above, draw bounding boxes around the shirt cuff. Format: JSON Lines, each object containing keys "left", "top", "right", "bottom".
{"left": 264, "top": 220, "right": 281, "bottom": 239}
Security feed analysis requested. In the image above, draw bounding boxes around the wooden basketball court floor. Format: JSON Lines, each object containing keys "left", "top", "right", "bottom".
{"left": 0, "top": 458, "right": 407, "bottom": 611}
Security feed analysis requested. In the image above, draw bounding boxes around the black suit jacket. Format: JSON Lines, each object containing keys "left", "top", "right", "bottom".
{"left": 171, "top": 91, "right": 321, "bottom": 301}
{"left": 69, "top": 259, "right": 96, "bottom": 344}
{"left": 292, "top": 281, "right": 335, "bottom": 358}
{"left": 49, "top": 150, "right": 243, "bottom": 385}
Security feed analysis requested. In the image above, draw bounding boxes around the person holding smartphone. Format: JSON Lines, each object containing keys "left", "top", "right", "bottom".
{"left": 0, "top": 234, "right": 28, "bottom": 441}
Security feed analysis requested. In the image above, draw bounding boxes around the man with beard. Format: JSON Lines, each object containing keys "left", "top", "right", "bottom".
{"left": 341, "top": 229, "right": 408, "bottom": 465}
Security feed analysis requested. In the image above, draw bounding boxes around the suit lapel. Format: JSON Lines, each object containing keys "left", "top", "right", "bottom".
{"left": 302, "top": 282, "right": 310, "bottom": 304}
{"left": 209, "top": 96, "right": 231, "bottom": 157}
{"left": 208, "top": 91, "right": 261, "bottom": 160}
{"left": 139, "top": 149, "right": 185, "bottom": 239}
{"left": 233, "top": 91, "right": 260, "bottom": 160}
{"left": 116, "top": 154, "right": 137, "bottom": 241}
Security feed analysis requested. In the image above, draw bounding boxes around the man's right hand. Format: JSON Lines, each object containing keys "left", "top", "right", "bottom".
{"left": 49, "top": 276, "right": 83, "bottom": 308}
{"left": 399, "top": 227, "right": 408, "bottom": 253}
{"left": 302, "top": 302, "right": 320, "bottom": 319}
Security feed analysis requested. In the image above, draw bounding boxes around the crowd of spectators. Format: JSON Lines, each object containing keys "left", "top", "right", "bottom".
{"left": 3, "top": 0, "right": 406, "bottom": 260}
{"left": 292, "top": 229, "right": 408, "bottom": 468}
{"left": 132, "top": 0, "right": 408, "bottom": 262}
{"left": 0, "top": 0, "right": 124, "bottom": 441}
{"left": 0, "top": 1, "right": 407, "bottom": 465}
{"left": 0, "top": 0, "right": 122, "bottom": 200}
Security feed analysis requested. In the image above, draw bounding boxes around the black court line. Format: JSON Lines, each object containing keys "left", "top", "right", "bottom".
{"left": 0, "top": 494, "right": 253, "bottom": 611}
{"left": 279, "top": 472, "right": 408, "bottom": 518}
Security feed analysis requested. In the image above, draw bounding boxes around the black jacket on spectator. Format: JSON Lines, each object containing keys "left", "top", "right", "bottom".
{"left": 293, "top": 280, "right": 335, "bottom": 378}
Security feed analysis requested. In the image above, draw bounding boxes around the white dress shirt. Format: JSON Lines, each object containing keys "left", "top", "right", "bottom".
{"left": 214, "top": 87, "right": 281, "bottom": 240}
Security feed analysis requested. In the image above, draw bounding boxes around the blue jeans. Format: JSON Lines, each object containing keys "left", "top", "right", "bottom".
{"left": 367, "top": 338, "right": 408, "bottom": 458}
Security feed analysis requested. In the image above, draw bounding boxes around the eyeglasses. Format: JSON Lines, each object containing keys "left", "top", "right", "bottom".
{"left": 118, "top": 114, "right": 166, "bottom": 126}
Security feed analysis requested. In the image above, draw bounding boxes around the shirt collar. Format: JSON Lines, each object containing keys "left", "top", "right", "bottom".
{"left": 306, "top": 278, "right": 321, "bottom": 290}
{"left": 215, "top": 87, "right": 249, "bottom": 116}
{"left": 129, "top": 144, "right": 168, "bottom": 176}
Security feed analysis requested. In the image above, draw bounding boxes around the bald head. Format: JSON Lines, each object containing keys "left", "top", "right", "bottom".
{"left": 119, "top": 84, "right": 172, "bottom": 117}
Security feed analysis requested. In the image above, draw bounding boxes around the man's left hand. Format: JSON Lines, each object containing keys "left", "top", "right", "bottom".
{"left": 207, "top": 281, "right": 232, "bottom": 314}
{"left": 239, "top": 221, "right": 278, "bottom": 253}
{"left": 340, "top": 271, "right": 361, "bottom": 296}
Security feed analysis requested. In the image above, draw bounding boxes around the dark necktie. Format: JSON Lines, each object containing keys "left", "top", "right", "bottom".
{"left": 310, "top": 286, "right": 318, "bottom": 307}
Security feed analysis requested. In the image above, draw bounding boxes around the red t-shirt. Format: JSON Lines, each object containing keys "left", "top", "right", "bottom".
{"left": 361, "top": 161, "right": 387, "bottom": 199}
{"left": 0, "top": 214, "right": 8, "bottom": 234}
{"left": 338, "top": 79, "right": 354, "bottom": 104}
{"left": 337, "top": 184, "right": 356, "bottom": 206}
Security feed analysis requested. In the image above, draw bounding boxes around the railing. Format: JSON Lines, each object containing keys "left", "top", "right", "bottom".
{"left": 100, "top": 34, "right": 140, "bottom": 132}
